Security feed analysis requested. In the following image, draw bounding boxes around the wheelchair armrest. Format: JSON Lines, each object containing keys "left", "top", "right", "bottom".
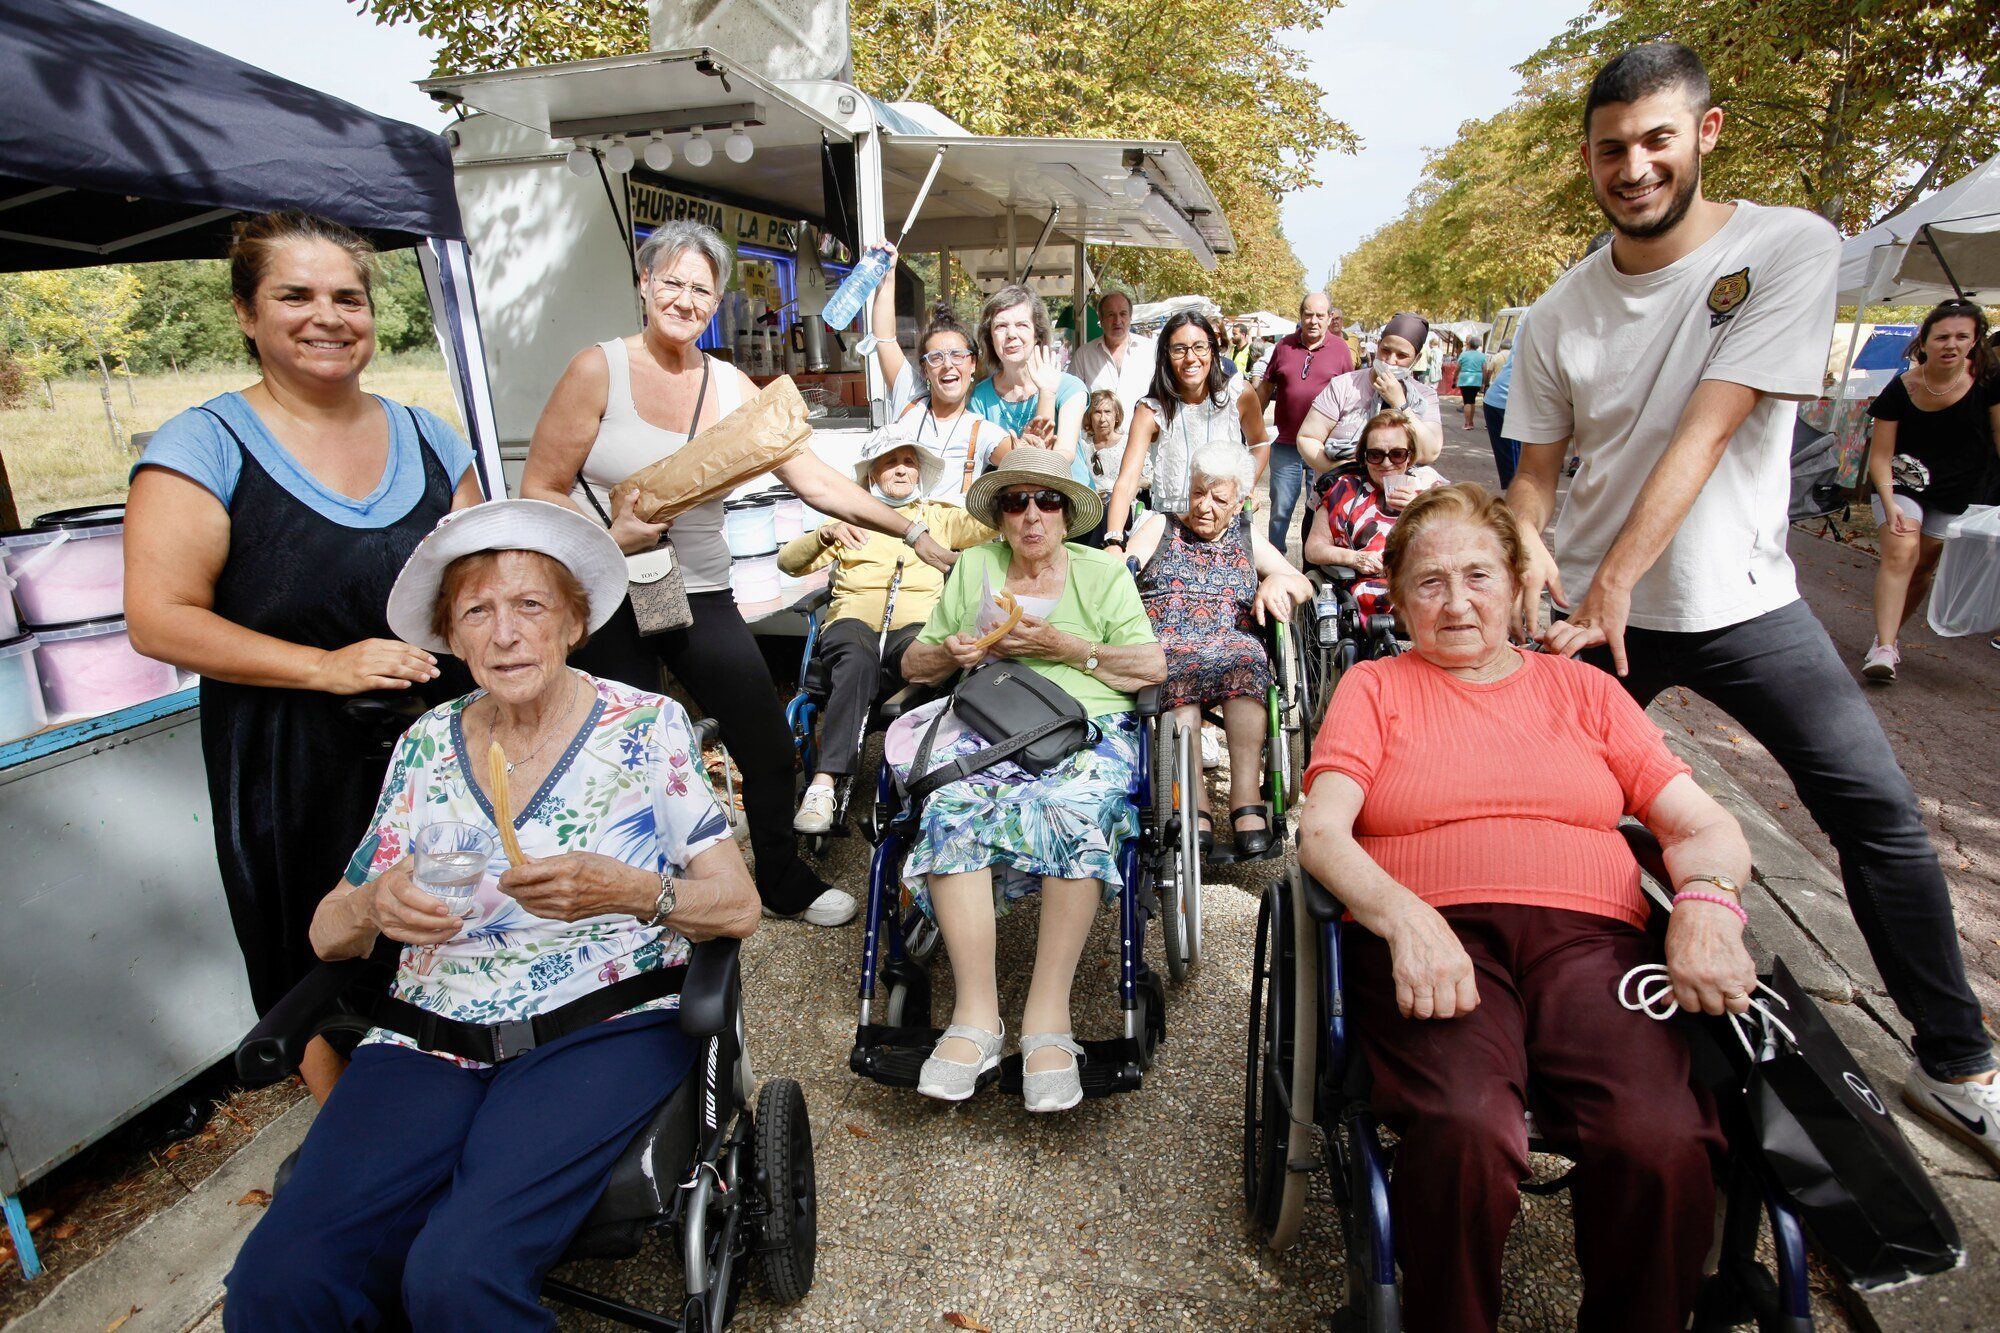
{"left": 677, "top": 938, "right": 741, "bottom": 1039}
{"left": 878, "top": 681, "right": 945, "bottom": 723}
{"left": 1301, "top": 871, "right": 1345, "bottom": 923}
{"left": 235, "top": 956, "right": 381, "bottom": 1086}
{"left": 692, "top": 716, "right": 721, "bottom": 748}
{"left": 1619, "top": 821, "right": 1670, "bottom": 885}
{"left": 796, "top": 586, "right": 834, "bottom": 618}
{"left": 1325, "top": 564, "right": 1360, "bottom": 586}
{"left": 1135, "top": 684, "right": 1164, "bottom": 718}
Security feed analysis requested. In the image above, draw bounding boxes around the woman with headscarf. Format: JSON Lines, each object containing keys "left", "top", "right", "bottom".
{"left": 1294, "top": 312, "right": 1445, "bottom": 476}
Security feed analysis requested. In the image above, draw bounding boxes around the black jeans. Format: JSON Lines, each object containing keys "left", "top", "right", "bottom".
{"left": 812, "top": 619, "right": 919, "bottom": 777}
{"left": 1583, "top": 597, "right": 1993, "bottom": 1079}
{"left": 573, "top": 591, "right": 830, "bottom": 916}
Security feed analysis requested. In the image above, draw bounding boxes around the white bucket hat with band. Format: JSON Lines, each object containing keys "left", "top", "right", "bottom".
{"left": 386, "top": 499, "right": 630, "bottom": 655}
{"left": 852, "top": 426, "right": 946, "bottom": 498}
{"left": 964, "top": 445, "right": 1103, "bottom": 539}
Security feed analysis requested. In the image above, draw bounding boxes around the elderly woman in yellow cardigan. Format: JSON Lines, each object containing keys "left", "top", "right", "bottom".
{"left": 782, "top": 432, "right": 992, "bottom": 833}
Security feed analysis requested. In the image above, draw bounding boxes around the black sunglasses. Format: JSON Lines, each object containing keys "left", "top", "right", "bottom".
{"left": 1364, "top": 447, "right": 1413, "bottom": 465}
{"left": 996, "top": 488, "right": 1069, "bottom": 515}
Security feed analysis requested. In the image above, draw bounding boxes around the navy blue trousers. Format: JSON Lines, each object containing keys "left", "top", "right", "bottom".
{"left": 225, "top": 1011, "right": 696, "bottom": 1331}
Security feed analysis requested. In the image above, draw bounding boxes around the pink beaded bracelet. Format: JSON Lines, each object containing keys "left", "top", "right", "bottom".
{"left": 1672, "top": 890, "right": 1748, "bottom": 926}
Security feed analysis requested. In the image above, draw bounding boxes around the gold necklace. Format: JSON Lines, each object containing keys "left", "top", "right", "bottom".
{"left": 492, "top": 672, "right": 578, "bottom": 775}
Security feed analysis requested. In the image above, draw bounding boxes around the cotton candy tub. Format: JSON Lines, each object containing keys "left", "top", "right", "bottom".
{"left": 29, "top": 615, "right": 179, "bottom": 720}
{"left": 0, "top": 506, "right": 126, "bottom": 626}
{"left": 0, "top": 633, "right": 48, "bottom": 742}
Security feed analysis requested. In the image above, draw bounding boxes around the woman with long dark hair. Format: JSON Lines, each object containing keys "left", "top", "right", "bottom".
{"left": 1860, "top": 300, "right": 2000, "bottom": 683}
{"left": 1102, "top": 311, "right": 1268, "bottom": 551}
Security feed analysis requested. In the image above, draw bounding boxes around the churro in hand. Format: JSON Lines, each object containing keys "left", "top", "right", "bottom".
{"left": 486, "top": 739, "right": 529, "bottom": 868}
{"left": 970, "top": 590, "right": 1024, "bottom": 654}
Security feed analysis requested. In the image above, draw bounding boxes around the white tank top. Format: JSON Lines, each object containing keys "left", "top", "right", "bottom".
{"left": 577, "top": 338, "right": 742, "bottom": 594}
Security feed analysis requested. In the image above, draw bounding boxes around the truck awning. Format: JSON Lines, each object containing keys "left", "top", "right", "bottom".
{"left": 878, "top": 131, "right": 1234, "bottom": 272}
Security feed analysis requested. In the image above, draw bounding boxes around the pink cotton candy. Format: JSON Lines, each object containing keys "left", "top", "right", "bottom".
{"left": 33, "top": 619, "right": 178, "bottom": 719}
{"left": 2, "top": 525, "right": 125, "bottom": 624}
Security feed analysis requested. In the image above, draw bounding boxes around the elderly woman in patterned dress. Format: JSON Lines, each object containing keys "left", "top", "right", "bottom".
{"left": 893, "top": 447, "right": 1166, "bottom": 1113}
{"left": 224, "top": 499, "right": 760, "bottom": 1330}
{"left": 1126, "top": 440, "right": 1312, "bottom": 858}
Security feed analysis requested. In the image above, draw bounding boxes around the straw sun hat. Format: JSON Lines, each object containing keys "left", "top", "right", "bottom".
{"left": 965, "top": 446, "right": 1103, "bottom": 539}
{"left": 852, "top": 427, "right": 946, "bottom": 498}
{"left": 386, "top": 499, "right": 630, "bottom": 655}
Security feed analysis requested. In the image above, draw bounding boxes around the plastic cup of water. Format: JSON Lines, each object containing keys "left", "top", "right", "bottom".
{"left": 413, "top": 822, "right": 497, "bottom": 920}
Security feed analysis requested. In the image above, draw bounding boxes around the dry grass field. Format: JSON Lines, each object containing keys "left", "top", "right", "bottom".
{"left": 0, "top": 355, "right": 460, "bottom": 523}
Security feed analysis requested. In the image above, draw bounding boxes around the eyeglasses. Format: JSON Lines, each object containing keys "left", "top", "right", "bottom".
{"left": 1167, "top": 343, "right": 1212, "bottom": 362}
{"left": 1299, "top": 350, "right": 1314, "bottom": 380}
{"left": 995, "top": 488, "right": 1069, "bottom": 515}
{"left": 650, "top": 276, "right": 717, "bottom": 308}
{"left": 921, "top": 348, "right": 975, "bottom": 367}
{"left": 1363, "top": 447, "right": 1413, "bottom": 465}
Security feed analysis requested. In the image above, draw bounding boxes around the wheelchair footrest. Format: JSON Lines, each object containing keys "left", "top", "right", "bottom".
{"left": 851, "top": 1026, "right": 1145, "bottom": 1098}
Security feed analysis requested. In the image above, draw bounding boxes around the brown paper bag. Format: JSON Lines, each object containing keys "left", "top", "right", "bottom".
{"left": 609, "top": 375, "right": 815, "bottom": 523}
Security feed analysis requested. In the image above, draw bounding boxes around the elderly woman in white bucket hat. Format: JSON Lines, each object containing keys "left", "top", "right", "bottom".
{"left": 893, "top": 447, "right": 1167, "bottom": 1111}
{"left": 226, "top": 498, "right": 759, "bottom": 1329}
{"left": 780, "top": 430, "right": 995, "bottom": 833}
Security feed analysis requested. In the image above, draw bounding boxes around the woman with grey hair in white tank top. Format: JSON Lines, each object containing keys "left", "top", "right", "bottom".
{"left": 522, "top": 220, "right": 954, "bottom": 927}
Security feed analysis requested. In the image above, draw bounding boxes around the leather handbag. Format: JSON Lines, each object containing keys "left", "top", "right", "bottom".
{"left": 903, "top": 660, "right": 1092, "bottom": 809}
{"left": 580, "top": 358, "right": 709, "bottom": 636}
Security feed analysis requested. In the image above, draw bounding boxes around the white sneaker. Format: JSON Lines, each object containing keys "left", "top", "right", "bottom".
{"left": 1200, "top": 725, "right": 1223, "bottom": 771}
{"left": 793, "top": 785, "right": 837, "bottom": 834}
{"left": 1903, "top": 1062, "right": 2000, "bottom": 1171}
{"left": 1862, "top": 640, "right": 1899, "bottom": 682}
{"left": 763, "top": 887, "right": 858, "bottom": 927}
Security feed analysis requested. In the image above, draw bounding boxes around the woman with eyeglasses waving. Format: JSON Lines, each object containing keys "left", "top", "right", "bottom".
{"left": 1304, "top": 410, "right": 1448, "bottom": 620}
{"left": 521, "top": 220, "right": 950, "bottom": 930}
{"left": 865, "top": 244, "right": 1004, "bottom": 505}
{"left": 1102, "top": 310, "right": 1270, "bottom": 554}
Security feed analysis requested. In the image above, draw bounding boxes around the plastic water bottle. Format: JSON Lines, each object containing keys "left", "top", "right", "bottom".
{"left": 1314, "top": 589, "right": 1340, "bottom": 646}
{"left": 819, "top": 246, "right": 893, "bottom": 331}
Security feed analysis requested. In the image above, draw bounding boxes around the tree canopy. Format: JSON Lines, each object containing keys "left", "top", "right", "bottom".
{"left": 1330, "top": 0, "right": 1999, "bottom": 323}
{"left": 355, "top": 0, "right": 1355, "bottom": 312}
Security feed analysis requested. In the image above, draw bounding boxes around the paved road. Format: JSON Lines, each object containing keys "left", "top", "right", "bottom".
{"left": 1424, "top": 407, "right": 2000, "bottom": 1025}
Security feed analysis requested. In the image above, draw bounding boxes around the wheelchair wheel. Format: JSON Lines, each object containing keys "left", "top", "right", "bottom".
{"left": 1178, "top": 717, "right": 1204, "bottom": 966}
{"left": 754, "top": 1078, "right": 818, "bottom": 1305}
{"left": 1134, "top": 966, "right": 1166, "bottom": 1070}
{"left": 1244, "top": 879, "right": 1297, "bottom": 1235}
{"left": 1153, "top": 717, "right": 1189, "bottom": 983}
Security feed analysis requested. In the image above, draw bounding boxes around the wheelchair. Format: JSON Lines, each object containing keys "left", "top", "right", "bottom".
{"left": 784, "top": 585, "right": 878, "bottom": 856}
{"left": 1244, "top": 828, "right": 1815, "bottom": 1332}
{"left": 232, "top": 745, "right": 816, "bottom": 1332}
{"left": 1294, "top": 565, "right": 1402, "bottom": 745}
{"left": 848, "top": 685, "right": 1176, "bottom": 1097}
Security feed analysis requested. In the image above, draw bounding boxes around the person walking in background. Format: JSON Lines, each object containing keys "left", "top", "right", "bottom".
{"left": 1860, "top": 301, "right": 2000, "bottom": 683}
{"left": 1480, "top": 319, "right": 1524, "bottom": 489}
{"left": 1504, "top": 42, "right": 2000, "bottom": 1161}
{"left": 1256, "top": 293, "right": 1353, "bottom": 552}
{"left": 1069, "top": 290, "right": 1157, "bottom": 422}
{"left": 1456, "top": 335, "right": 1489, "bottom": 431}
{"left": 1227, "top": 323, "right": 1255, "bottom": 377}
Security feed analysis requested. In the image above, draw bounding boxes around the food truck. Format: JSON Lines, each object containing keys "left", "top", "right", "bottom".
{"left": 419, "top": 3, "right": 1233, "bottom": 625}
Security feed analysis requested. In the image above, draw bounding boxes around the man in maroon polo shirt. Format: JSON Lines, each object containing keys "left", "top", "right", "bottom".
{"left": 1256, "top": 292, "right": 1353, "bottom": 549}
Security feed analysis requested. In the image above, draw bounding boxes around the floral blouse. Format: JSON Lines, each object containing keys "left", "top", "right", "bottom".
{"left": 346, "top": 672, "right": 732, "bottom": 1067}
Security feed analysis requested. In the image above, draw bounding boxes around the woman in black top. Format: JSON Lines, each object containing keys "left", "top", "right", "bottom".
{"left": 1861, "top": 301, "right": 2000, "bottom": 682}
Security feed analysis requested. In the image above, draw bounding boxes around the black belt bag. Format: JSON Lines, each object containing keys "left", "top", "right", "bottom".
{"left": 903, "top": 660, "right": 1093, "bottom": 809}
{"left": 361, "top": 958, "right": 687, "bottom": 1064}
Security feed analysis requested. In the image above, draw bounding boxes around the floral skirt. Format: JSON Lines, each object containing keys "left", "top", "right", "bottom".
{"left": 886, "top": 701, "right": 1140, "bottom": 918}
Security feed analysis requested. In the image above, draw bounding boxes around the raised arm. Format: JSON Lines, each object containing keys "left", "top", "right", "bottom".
{"left": 1541, "top": 380, "right": 1760, "bottom": 673}
{"left": 866, "top": 239, "right": 910, "bottom": 391}
{"left": 774, "top": 451, "right": 953, "bottom": 573}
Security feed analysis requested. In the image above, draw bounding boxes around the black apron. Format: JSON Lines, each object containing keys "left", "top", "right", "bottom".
{"left": 197, "top": 405, "right": 461, "bottom": 1014}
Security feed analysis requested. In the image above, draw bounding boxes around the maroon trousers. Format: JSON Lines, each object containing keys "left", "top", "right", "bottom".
{"left": 1345, "top": 903, "right": 1725, "bottom": 1333}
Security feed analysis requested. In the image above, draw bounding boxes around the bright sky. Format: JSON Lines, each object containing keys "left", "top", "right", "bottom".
{"left": 102, "top": 0, "right": 1582, "bottom": 291}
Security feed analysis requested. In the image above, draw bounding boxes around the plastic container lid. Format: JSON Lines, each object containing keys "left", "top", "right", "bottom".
{"left": 22, "top": 613, "right": 126, "bottom": 641}
{"left": 0, "top": 631, "right": 35, "bottom": 660}
{"left": 723, "top": 494, "right": 781, "bottom": 511}
{"left": 1, "top": 520, "right": 123, "bottom": 550}
{"left": 31, "top": 504, "right": 126, "bottom": 530}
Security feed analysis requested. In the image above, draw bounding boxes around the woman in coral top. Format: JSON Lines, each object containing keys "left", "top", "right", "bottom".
{"left": 1299, "top": 482, "right": 1758, "bottom": 1333}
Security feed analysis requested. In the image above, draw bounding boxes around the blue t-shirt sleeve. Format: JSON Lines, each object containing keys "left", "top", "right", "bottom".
{"left": 1055, "top": 373, "right": 1088, "bottom": 407}
{"left": 406, "top": 405, "right": 477, "bottom": 490}
{"left": 132, "top": 405, "right": 241, "bottom": 506}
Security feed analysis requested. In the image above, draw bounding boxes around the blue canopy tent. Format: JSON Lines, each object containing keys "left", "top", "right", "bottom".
{"left": 0, "top": 0, "right": 502, "bottom": 1281}
{"left": 0, "top": 0, "right": 503, "bottom": 506}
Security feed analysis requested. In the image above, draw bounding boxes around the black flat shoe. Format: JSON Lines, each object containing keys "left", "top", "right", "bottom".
{"left": 1195, "top": 811, "right": 1216, "bottom": 858}
{"left": 1231, "top": 804, "right": 1274, "bottom": 858}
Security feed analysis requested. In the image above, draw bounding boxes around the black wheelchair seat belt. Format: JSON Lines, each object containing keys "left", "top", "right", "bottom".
{"left": 356, "top": 963, "right": 689, "bottom": 1064}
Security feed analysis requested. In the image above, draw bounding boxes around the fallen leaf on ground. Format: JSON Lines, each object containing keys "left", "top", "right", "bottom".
{"left": 106, "top": 1308, "right": 141, "bottom": 1332}
{"left": 844, "top": 1123, "right": 874, "bottom": 1140}
{"left": 25, "top": 1206, "right": 51, "bottom": 1231}
{"left": 53, "top": 1222, "right": 78, "bottom": 1240}
{"left": 944, "top": 1314, "right": 991, "bottom": 1332}
{"left": 235, "top": 1189, "right": 272, "bottom": 1208}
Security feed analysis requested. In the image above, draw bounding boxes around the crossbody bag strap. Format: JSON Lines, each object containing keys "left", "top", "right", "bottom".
{"left": 903, "top": 712, "right": 1089, "bottom": 809}
{"left": 580, "top": 355, "right": 712, "bottom": 527}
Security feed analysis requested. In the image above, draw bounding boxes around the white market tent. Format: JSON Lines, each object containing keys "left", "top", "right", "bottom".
{"left": 1838, "top": 150, "right": 2000, "bottom": 304}
{"left": 1233, "top": 310, "right": 1297, "bottom": 337}
{"left": 1132, "top": 294, "right": 1219, "bottom": 327}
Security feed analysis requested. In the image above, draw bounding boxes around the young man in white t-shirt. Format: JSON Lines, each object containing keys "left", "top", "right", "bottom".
{"left": 1504, "top": 42, "right": 2000, "bottom": 1163}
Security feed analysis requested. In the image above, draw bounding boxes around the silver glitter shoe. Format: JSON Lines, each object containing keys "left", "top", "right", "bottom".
{"left": 917, "top": 1023, "right": 1005, "bottom": 1102}
{"left": 1020, "top": 1032, "right": 1085, "bottom": 1112}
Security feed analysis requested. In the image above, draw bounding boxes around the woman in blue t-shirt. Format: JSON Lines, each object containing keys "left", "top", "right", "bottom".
{"left": 125, "top": 213, "right": 483, "bottom": 1098}
{"left": 963, "top": 284, "right": 1092, "bottom": 507}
